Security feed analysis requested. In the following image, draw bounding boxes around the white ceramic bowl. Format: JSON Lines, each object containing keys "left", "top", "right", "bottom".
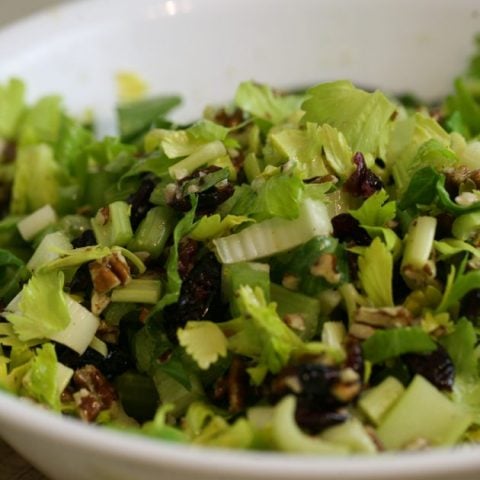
{"left": 1, "top": 1, "right": 480, "bottom": 479}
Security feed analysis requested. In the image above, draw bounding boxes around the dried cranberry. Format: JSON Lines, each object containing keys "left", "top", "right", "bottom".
{"left": 71, "top": 229, "right": 97, "bottom": 248}
{"left": 177, "top": 238, "right": 199, "bottom": 280}
{"left": 460, "top": 289, "right": 480, "bottom": 321}
{"left": 343, "top": 152, "right": 383, "bottom": 198}
{"left": 128, "top": 178, "right": 156, "bottom": 230}
{"left": 435, "top": 213, "right": 455, "bottom": 240}
{"left": 403, "top": 346, "right": 455, "bottom": 391}
{"left": 331, "top": 213, "right": 371, "bottom": 246}
{"left": 295, "top": 401, "right": 348, "bottom": 434}
{"left": 196, "top": 183, "right": 234, "bottom": 216}
{"left": 68, "top": 263, "right": 93, "bottom": 297}
{"left": 214, "top": 108, "right": 244, "bottom": 128}
{"left": 345, "top": 335, "right": 364, "bottom": 380}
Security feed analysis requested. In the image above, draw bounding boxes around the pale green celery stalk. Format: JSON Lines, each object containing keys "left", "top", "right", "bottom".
{"left": 168, "top": 140, "right": 227, "bottom": 180}
{"left": 451, "top": 211, "right": 480, "bottom": 241}
{"left": 400, "top": 216, "right": 437, "bottom": 289}
{"left": 270, "top": 283, "right": 320, "bottom": 341}
{"left": 222, "top": 262, "right": 270, "bottom": 316}
{"left": 17, "top": 204, "right": 58, "bottom": 241}
{"left": 92, "top": 201, "right": 133, "bottom": 247}
{"left": 128, "top": 206, "right": 175, "bottom": 258}
{"left": 243, "top": 152, "right": 262, "bottom": 183}
{"left": 213, "top": 199, "right": 332, "bottom": 264}
{"left": 111, "top": 279, "right": 162, "bottom": 304}
{"left": 27, "top": 231, "right": 73, "bottom": 272}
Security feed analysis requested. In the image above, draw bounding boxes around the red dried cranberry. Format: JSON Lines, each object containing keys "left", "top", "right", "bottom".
{"left": 344, "top": 152, "right": 383, "bottom": 198}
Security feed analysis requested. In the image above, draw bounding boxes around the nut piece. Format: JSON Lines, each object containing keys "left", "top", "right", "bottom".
{"left": 72, "top": 365, "right": 117, "bottom": 422}
{"left": 283, "top": 313, "right": 306, "bottom": 332}
{"left": 91, "top": 291, "right": 111, "bottom": 316}
{"left": 350, "top": 306, "right": 414, "bottom": 339}
{"left": 310, "top": 253, "right": 341, "bottom": 284}
{"left": 89, "top": 252, "right": 131, "bottom": 294}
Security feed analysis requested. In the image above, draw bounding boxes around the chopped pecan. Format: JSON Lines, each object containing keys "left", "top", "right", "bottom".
{"left": 91, "top": 291, "right": 111, "bottom": 316}
{"left": 89, "top": 252, "right": 131, "bottom": 294}
{"left": 73, "top": 365, "right": 117, "bottom": 422}
{"left": 282, "top": 273, "right": 300, "bottom": 291}
{"left": 283, "top": 313, "right": 306, "bottom": 332}
{"left": 227, "top": 356, "right": 249, "bottom": 414}
{"left": 350, "top": 306, "right": 415, "bottom": 339}
{"left": 309, "top": 253, "right": 341, "bottom": 284}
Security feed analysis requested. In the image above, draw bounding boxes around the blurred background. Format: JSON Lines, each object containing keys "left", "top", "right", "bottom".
{"left": 0, "top": 1, "right": 62, "bottom": 27}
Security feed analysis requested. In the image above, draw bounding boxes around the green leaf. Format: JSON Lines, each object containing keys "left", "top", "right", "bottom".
{"left": 223, "top": 286, "right": 303, "bottom": 374}
{"left": 4, "top": 271, "right": 70, "bottom": 341}
{"left": 448, "top": 78, "right": 480, "bottom": 137}
{"left": 189, "top": 214, "right": 253, "bottom": 241}
{"left": 22, "top": 343, "right": 60, "bottom": 410}
{"left": 302, "top": 80, "right": 396, "bottom": 158}
{"left": 398, "top": 166, "right": 440, "bottom": 210}
{"left": 0, "top": 78, "right": 26, "bottom": 139}
{"left": 407, "top": 138, "right": 458, "bottom": 176}
{"left": 436, "top": 269, "right": 480, "bottom": 312}
{"left": 350, "top": 190, "right": 396, "bottom": 227}
{"left": 117, "top": 95, "right": 181, "bottom": 142}
{"left": 362, "top": 327, "right": 437, "bottom": 364}
{"left": 270, "top": 236, "right": 349, "bottom": 296}
{"left": 436, "top": 175, "right": 480, "bottom": 215}
{"left": 358, "top": 237, "right": 394, "bottom": 307}
{"left": 177, "top": 321, "right": 228, "bottom": 370}
{"left": 235, "top": 81, "right": 303, "bottom": 125}
{"left": 0, "top": 249, "right": 29, "bottom": 303}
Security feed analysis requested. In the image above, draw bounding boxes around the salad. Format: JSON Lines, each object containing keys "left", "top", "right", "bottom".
{"left": 1, "top": 40, "right": 480, "bottom": 456}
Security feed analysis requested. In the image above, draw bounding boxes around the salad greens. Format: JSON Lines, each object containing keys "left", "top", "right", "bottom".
{"left": 3, "top": 38, "right": 480, "bottom": 455}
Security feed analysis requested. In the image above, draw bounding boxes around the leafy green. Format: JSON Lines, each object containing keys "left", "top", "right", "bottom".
{"left": 4, "top": 271, "right": 70, "bottom": 341}
{"left": 177, "top": 321, "right": 228, "bottom": 370}
{"left": 398, "top": 166, "right": 440, "bottom": 210}
{"left": 0, "top": 78, "right": 26, "bottom": 139}
{"left": 436, "top": 269, "right": 480, "bottom": 312}
{"left": 0, "top": 249, "right": 29, "bottom": 303}
{"left": 235, "top": 81, "right": 303, "bottom": 125}
{"left": 117, "top": 95, "right": 181, "bottom": 142}
{"left": 362, "top": 327, "right": 437, "bottom": 364}
{"left": 446, "top": 78, "right": 480, "bottom": 138}
{"left": 350, "top": 190, "right": 396, "bottom": 227}
{"left": 22, "top": 343, "right": 60, "bottom": 410}
{"left": 358, "top": 237, "right": 394, "bottom": 307}
{"left": 302, "top": 80, "right": 396, "bottom": 157}
{"left": 270, "top": 236, "right": 349, "bottom": 296}
{"left": 222, "top": 286, "right": 303, "bottom": 374}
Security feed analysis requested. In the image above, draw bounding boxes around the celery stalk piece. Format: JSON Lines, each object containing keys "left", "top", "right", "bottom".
{"left": 27, "top": 231, "right": 73, "bottom": 272}
{"left": 400, "top": 216, "right": 437, "bottom": 289}
{"left": 321, "top": 321, "right": 347, "bottom": 354}
{"left": 128, "top": 206, "right": 175, "bottom": 258}
{"left": 320, "top": 418, "right": 377, "bottom": 453}
{"left": 111, "top": 279, "right": 162, "bottom": 304}
{"left": 358, "top": 376, "right": 405, "bottom": 426}
{"left": 56, "top": 362, "right": 74, "bottom": 396}
{"left": 243, "top": 152, "right": 262, "bottom": 183}
{"left": 377, "top": 375, "right": 472, "bottom": 449}
{"left": 271, "top": 283, "right": 320, "bottom": 341}
{"left": 17, "top": 204, "right": 58, "bottom": 241}
{"left": 50, "top": 296, "right": 100, "bottom": 355}
{"left": 213, "top": 199, "right": 332, "bottom": 264}
{"left": 272, "top": 396, "right": 349, "bottom": 454}
{"left": 91, "top": 201, "right": 133, "bottom": 247}
{"left": 451, "top": 211, "right": 480, "bottom": 241}
{"left": 222, "top": 262, "right": 270, "bottom": 315}
{"left": 168, "top": 140, "right": 227, "bottom": 180}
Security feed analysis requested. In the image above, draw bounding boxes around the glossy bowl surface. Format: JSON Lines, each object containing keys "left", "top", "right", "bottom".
{"left": 0, "top": 1, "right": 480, "bottom": 479}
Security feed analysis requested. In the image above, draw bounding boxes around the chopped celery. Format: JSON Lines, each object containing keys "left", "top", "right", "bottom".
{"left": 111, "top": 279, "right": 162, "bottom": 304}
{"left": 128, "top": 206, "right": 175, "bottom": 258}
{"left": 17, "top": 204, "right": 58, "bottom": 241}
{"left": 214, "top": 199, "right": 332, "bottom": 264}
{"left": 91, "top": 201, "right": 133, "bottom": 247}
{"left": 27, "top": 231, "right": 73, "bottom": 272}
{"left": 270, "top": 283, "right": 320, "bottom": 341}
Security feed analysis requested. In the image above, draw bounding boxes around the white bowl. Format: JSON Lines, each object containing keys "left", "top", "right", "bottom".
{"left": 1, "top": 1, "right": 480, "bottom": 479}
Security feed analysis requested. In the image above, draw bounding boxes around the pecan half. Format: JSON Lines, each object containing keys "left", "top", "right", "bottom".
{"left": 89, "top": 252, "right": 131, "bottom": 294}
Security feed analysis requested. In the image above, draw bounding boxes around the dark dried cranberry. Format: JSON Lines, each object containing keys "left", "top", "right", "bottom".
{"left": 196, "top": 183, "right": 234, "bottom": 216}
{"left": 68, "top": 263, "right": 93, "bottom": 297}
{"left": 176, "top": 252, "right": 223, "bottom": 325}
{"left": 295, "top": 401, "right": 348, "bottom": 434}
{"left": 71, "top": 229, "right": 97, "bottom": 248}
{"left": 332, "top": 213, "right": 371, "bottom": 246}
{"left": 214, "top": 108, "right": 244, "bottom": 128}
{"left": 435, "top": 213, "right": 455, "bottom": 240}
{"left": 128, "top": 178, "right": 156, "bottom": 230}
{"left": 345, "top": 335, "right": 364, "bottom": 380}
{"left": 403, "top": 346, "right": 455, "bottom": 391}
{"left": 177, "top": 238, "right": 199, "bottom": 280}
{"left": 2, "top": 141, "right": 16, "bottom": 163}
{"left": 297, "top": 363, "right": 342, "bottom": 406}
{"left": 460, "top": 289, "right": 480, "bottom": 322}
{"left": 343, "top": 152, "right": 383, "bottom": 198}
{"left": 56, "top": 344, "right": 132, "bottom": 381}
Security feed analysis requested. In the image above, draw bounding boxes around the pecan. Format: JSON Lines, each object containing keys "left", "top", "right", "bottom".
{"left": 72, "top": 365, "right": 117, "bottom": 422}
{"left": 91, "top": 291, "right": 111, "bottom": 316}
{"left": 227, "top": 356, "right": 249, "bottom": 414}
{"left": 350, "top": 306, "right": 414, "bottom": 340}
{"left": 310, "top": 253, "right": 341, "bottom": 284}
{"left": 281, "top": 273, "right": 300, "bottom": 291}
{"left": 89, "top": 252, "right": 131, "bottom": 294}
{"left": 283, "top": 313, "right": 306, "bottom": 332}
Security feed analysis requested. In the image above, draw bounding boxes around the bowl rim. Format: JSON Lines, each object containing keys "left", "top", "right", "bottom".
{"left": 1, "top": 0, "right": 480, "bottom": 478}
{"left": 1, "top": 388, "right": 480, "bottom": 479}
